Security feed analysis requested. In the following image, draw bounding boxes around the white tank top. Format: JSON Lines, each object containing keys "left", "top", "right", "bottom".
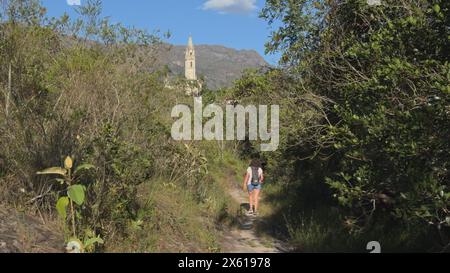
{"left": 246, "top": 167, "right": 263, "bottom": 185}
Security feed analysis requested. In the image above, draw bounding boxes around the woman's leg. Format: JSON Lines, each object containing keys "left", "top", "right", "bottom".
{"left": 253, "top": 189, "right": 261, "bottom": 213}
{"left": 248, "top": 189, "right": 254, "bottom": 212}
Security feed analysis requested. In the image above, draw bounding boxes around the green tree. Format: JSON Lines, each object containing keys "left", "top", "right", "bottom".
{"left": 253, "top": 0, "right": 449, "bottom": 251}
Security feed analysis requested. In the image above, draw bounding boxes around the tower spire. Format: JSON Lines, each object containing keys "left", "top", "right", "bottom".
{"left": 188, "top": 35, "right": 194, "bottom": 48}
{"left": 185, "top": 35, "right": 196, "bottom": 81}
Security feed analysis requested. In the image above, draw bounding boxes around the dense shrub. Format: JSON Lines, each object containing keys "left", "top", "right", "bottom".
{"left": 230, "top": 0, "right": 449, "bottom": 252}
{"left": 0, "top": 0, "right": 226, "bottom": 252}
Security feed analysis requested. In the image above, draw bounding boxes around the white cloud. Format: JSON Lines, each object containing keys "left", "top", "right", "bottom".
{"left": 67, "top": 0, "right": 81, "bottom": 6}
{"left": 202, "top": 0, "right": 257, "bottom": 14}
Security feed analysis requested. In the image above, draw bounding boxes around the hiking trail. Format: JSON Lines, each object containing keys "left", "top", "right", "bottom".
{"left": 221, "top": 175, "right": 287, "bottom": 253}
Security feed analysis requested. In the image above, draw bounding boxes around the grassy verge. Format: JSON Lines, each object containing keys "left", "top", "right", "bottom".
{"left": 259, "top": 181, "right": 439, "bottom": 253}
{"left": 106, "top": 179, "right": 219, "bottom": 252}
{"left": 106, "top": 146, "right": 246, "bottom": 253}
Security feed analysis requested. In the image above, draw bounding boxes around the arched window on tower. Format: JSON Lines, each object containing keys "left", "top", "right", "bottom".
{"left": 190, "top": 62, "right": 193, "bottom": 68}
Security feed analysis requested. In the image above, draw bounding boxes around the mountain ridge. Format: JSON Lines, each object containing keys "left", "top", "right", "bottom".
{"left": 155, "top": 43, "right": 269, "bottom": 90}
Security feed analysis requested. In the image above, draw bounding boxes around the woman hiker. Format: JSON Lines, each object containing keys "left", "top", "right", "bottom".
{"left": 242, "top": 159, "right": 264, "bottom": 215}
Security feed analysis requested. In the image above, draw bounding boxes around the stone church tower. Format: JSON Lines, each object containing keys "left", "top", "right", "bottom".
{"left": 184, "top": 36, "right": 201, "bottom": 96}
{"left": 185, "top": 36, "right": 197, "bottom": 81}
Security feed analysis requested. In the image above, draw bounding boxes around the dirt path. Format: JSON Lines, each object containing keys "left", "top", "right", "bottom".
{"left": 0, "top": 205, "right": 63, "bottom": 253}
{"left": 221, "top": 176, "right": 286, "bottom": 253}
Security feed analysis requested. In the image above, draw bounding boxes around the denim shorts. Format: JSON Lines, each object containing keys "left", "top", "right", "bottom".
{"left": 247, "top": 183, "right": 262, "bottom": 192}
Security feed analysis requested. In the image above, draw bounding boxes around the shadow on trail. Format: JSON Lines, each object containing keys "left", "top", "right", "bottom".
{"left": 245, "top": 198, "right": 294, "bottom": 252}
{"left": 240, "top": 203, "right": 250, "bottom": 211}
{"left": 221, "top": 169, "right": 289, "bottom": 252}
{"left": 233, "top": 197, "right": 291, "bottom": 252}
{"left": 251, "top": 172, "right": 342, "bottom": 253}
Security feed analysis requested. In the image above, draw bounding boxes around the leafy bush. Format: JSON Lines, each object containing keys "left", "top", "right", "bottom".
{"left": 0, "top": 0, "right": 229, "bottom": 252}
{"left": 231, "top": 0, "right": 450, "bottom": 252}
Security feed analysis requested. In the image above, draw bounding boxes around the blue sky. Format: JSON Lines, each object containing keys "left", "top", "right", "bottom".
{"left": 41, "top": 0, "right": 280, "bottom": 64}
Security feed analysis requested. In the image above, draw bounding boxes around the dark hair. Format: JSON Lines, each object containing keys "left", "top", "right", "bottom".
{"left": 250, "top": 159, "right": 261, "bottom": 168}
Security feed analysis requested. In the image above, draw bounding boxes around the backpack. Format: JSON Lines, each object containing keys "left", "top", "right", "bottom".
{"left": 250, "top": 167, "right": 260, "bottom": 186}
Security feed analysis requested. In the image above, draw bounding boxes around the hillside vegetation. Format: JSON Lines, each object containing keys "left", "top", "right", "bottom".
{"left": 0, "top": 0, "right": 448, "bottom": 253}
{"left": 0, "top": 0, "right": 241, "bottom": 252}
